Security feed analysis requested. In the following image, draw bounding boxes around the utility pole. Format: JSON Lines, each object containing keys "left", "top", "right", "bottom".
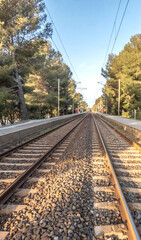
{"left": 72, "top": 100, "right": 74, "bottom": 114}
{"left": 58, "top": 79, "right": 60, "bottom": 116}
{"left": 118, "top": 79, "right": 120, "bottom": 116}
{"left": 106, "top": 98, "right": 108, "bottom": 114}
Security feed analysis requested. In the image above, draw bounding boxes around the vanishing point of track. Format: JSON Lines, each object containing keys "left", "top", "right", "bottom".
{"left": 0, "top": 113, "right": 141, "bottom": 240}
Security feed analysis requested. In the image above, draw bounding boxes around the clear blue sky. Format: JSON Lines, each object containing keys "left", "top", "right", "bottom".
{"left": 45, "top": 0, "right": 141, "bottom": 108}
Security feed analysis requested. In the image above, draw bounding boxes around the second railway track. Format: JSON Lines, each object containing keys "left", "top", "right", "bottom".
{"left": 0, "top": 114, "right": 87, "bottom": 226}
{"left": 0, "top": 114, "right": 86, "bottom": 194}
{"left": 0, "top": 113, "right": 141, "bottom": 240}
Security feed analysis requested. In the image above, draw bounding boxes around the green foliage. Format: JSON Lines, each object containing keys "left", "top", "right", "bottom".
{"left": 0, "top": 88, "right": 19, "bottom": 124}
{"left": 79, "top": 101, "right": 88, "bottom": 111}
{"left": 0, "top": 0, "right": 52, "bottom": 52}
{"left": 99, "top": 34, "right": 141, "bottom": 117}
{"left": 0, "top": 0, "right": 87, "bottom": 123}
{"left": 0, "top": 0, "right": 52, "bottom": 120}
{"left": 0, "top": 55, "right": 14, "bottom": 87}
{"left": 24, "top": 46, "right": 85, "bottom": 117}
{"left": 92, "top": 97, "right": 103, "bottom": 112}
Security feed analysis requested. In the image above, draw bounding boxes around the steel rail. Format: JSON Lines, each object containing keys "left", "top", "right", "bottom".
{"left": 92, "top": 114, "right": 140, "bottom": 240}
{"left": 0, "top": 114, "right": 88, "bottom": 205}
{"left": 97, "top": 114, "right": 141, "bottom": 153}
{"left": 0, "top": 114, "right": 85, "bottom": 159}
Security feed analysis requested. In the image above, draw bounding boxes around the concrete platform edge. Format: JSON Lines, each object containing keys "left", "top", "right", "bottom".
{"left": 97, "top": 113, "right": 141, "bottom": 142}
{"left": 0, "top": 114, "right": 84, "bottom": 151}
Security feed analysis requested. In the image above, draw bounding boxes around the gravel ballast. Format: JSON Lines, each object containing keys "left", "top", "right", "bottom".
{"left": 0, "top": 115, "right": 125, "bottom": 240}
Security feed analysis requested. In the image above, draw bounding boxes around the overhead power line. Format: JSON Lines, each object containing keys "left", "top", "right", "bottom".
{"left": 102, "top": 0, "right": 122, "bottom": 69}
{"left": 51, "top": 37, "right": 60, "bottom": 53}
{"left": 98, "top": 0, "right": 122, "bottom": 85}
{"left": 99, "top": 0, "right": 130, "bottom": 85}
{"left": 111, "top": 0, "right": 130, "bottom": 53}
{"left": 44, "top": 3, "right": 80, "bottom": 81}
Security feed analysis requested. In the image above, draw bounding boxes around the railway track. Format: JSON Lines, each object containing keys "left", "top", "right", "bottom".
{"left": 0, "top": 113, "right": 140, "bottom": 239}
{"left": 0, "top": 114, "right": 88, "bottom": 238}
{"left": 93, "top": 114, "right": 141, "bottom": 239}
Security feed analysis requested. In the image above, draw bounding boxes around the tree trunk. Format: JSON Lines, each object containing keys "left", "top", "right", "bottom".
{"left": 15, "top": 67, "right": 29, "bottom": 120}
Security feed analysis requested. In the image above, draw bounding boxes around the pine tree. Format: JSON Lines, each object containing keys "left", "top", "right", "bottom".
{"left": 0, "top": 0, "right": 52, "bottom": 120}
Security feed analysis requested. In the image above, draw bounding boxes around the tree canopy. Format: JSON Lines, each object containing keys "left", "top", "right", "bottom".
{"left": 93, "top": 34, "right": 141, "bottom": 118}
{"left": 0, "top": 0, "right": 87, "bottom": 124}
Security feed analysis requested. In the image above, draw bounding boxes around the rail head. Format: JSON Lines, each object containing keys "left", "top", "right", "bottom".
{"left": 0, "top": 114, "right": 88, "bottom": 205}
{"left": 97, "top": 113, "right": 141, "bottom": 154}
{"left": 92, "top": 114, "right": 140, "bottom": 240}
{"left": 0, "top": 113, "right": 87, "bottom": 159}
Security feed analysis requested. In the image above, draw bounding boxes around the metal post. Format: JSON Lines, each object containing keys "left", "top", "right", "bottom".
{"left": 72, "top": 101, "right": 74, "bottom": 114}
{"left": 106, "top": 97, "right": 108, "bottom": 114}
{"left": 58, "top": 79, "right": 60, "bottom": 116}
{"left": 118, "top": 79, "right": 120, "bottom": 116}
{"left": 134, "top": 109, "right": 136, "bottom": 119}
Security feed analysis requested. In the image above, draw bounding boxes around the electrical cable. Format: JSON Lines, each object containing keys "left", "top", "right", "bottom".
{"left": 44, "top": 2, "right": 80, "bottom": 81}
{"left": 96, "top": 0, "right": 130, "bottom": 109}
{"left": 111, "top": 0, "right": 130, "bottom": 53}
{"left": 102, "top": 0, "right": 122, "bottom": 69}
{"left": 99, "top": 0, "right": 129, "bottom": 85}
{"left": 50, "top": 37, "right": 60, "bottom": 53}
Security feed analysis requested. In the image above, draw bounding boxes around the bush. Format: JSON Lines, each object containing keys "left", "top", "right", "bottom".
{"left": 121, "top": 111, "right": 131, "bottom": 118}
